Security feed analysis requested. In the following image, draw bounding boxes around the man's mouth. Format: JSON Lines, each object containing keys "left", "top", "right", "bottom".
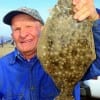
{"left": 20, "top": 39, "right": 33, "bottom": 43}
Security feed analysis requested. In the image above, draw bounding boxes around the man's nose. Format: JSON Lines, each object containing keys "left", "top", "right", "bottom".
{"left": 20, "top": 28, "right": 29, "bottom": 38}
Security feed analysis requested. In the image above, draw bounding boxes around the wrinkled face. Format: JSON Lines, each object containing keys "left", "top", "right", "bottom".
{"left": 11, "top": 14, "right": 43, "bottom": 55}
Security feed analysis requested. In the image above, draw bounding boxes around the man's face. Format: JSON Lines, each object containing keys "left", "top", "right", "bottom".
{"left": 11, "top": 14, "right": 43, "bottom": 55}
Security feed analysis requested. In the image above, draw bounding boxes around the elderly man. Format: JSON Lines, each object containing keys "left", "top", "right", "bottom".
{"left": 0, "top": 7, "right": 60, "bottom": 100}
{"left": 0, "top": 0, "right": 100, "bottom": 100}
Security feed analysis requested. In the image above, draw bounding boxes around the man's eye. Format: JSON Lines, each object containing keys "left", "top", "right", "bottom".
{"left": 14, "top": 28, "right": 20, "bottom": 31}
{"left": 26, "top": 25, "right": 32, "bottom": 28}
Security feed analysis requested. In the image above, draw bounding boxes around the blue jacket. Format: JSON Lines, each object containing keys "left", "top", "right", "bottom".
{"left": 73, "top": 18, "right": 100, "bottom": 99}
{"left": 0, "top": 49, "right": 60, "bottom": 100}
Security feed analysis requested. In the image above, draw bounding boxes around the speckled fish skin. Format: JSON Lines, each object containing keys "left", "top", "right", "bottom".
{"left": 37, "top": 0, "right": 96, "bottom": 99}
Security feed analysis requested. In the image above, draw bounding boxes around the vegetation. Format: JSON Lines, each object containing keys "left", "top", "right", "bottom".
{"left": 0, "top": 43, "right": 14, "bottom": 57}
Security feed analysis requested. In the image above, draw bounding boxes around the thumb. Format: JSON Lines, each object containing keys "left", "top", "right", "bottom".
{"left": 72, "top": 0, "right": 79, "bottom": 5}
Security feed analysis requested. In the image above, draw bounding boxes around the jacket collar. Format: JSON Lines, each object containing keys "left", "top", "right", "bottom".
{"left": 10, "top": 48, "right": 38, "bottom": 65}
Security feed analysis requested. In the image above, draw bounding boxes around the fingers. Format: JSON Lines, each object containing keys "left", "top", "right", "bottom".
{"left": 74, "top": 6, "right": 90, "bottom": 21}
{"left": 72, "top": 0, "right": 79, "bottom": 5}
{"left": 73, "top": 0, "right": 86, "bottom": 12}
{"left": 73, "top": 6, "right": 99, "bottom": 21}
{"left": 72, "top": 0, "right": 99, "bottom": 21}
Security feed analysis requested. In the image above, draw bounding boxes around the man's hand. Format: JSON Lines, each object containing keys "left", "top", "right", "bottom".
{"left": 72, "top": 0, "right": 99, "bottom": 21}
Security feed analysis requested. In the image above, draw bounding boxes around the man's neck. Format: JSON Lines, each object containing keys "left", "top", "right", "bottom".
{"left": 21, "top": 50, "right": 37, "bottom": 60}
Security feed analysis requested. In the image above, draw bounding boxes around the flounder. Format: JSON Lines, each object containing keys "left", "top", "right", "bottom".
{"left": 37, "top": 0, "right": 96, "bottom": 99}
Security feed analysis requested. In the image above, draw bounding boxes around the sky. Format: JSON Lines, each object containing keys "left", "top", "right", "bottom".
{"left": 0, "top": 0, "right": 100, "bottom": 37}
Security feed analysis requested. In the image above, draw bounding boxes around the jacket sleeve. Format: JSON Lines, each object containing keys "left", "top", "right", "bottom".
{"left": 92, "top": 20, "right": 100, "bottom": 59}
{"left": 96, "top": 8, "right": 100, "bottom": 14}
{"left": 0, "top": 62, "right": 3, "bottom": 99}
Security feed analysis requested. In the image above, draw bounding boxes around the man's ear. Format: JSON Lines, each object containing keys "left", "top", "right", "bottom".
{"left": 41, "top": 25, "right": 44, "bottom": 31}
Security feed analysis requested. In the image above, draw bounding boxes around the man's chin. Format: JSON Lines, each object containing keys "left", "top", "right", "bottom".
{"left": 20, "top": 48, "right": 36, "bottom": 53}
